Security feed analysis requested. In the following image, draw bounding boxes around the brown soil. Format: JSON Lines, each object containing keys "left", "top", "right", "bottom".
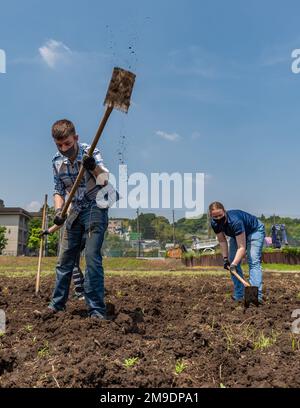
{"left": 0, "top": 273, "right": 300, "bottom": 388}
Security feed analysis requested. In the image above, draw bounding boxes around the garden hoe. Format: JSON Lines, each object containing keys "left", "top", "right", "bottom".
{"left": 227, "top": 266, "right": 259, "bottom": 308}
{"left": 35, "top": 194, "right": 48, "bottom": 294}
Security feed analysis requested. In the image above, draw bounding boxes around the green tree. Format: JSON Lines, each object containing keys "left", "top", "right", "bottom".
{"left": 27, "top": 206, "right": 59, "bottom": 256}
{"left": 47, "top": 232, "right": 59, "bottom": 256}
{"left": 27, "top": 227, "right": 41, "bottom": 252}
{"left": 0, "top": 226, "right": 8, "bottom": 254}
{"left": 151, "top": 216, "right": 173, "bottom": 244}
{"left": 175, "top": 215, "right": 208, "bottom": 236}
{"left": 129, "top": 212, "right": 157, "bottom": 238}
{"left": 102, "top": 232, "right": 131, "bottom": 255}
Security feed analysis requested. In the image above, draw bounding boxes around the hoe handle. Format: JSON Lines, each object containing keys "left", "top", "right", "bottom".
{"left": 36, "top": 194, "right": 48, "bottom": 294}
{"left": 59, "top": 105, "right": 114, "bottom": 220}
{"left": 229, "top": 268, "right": 250, "bottom": 287}
{"left": 48, "top": 223, "right": 61, "bottom": 234}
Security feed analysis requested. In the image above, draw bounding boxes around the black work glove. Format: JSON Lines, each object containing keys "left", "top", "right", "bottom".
{"left": 53, "top": 208, "right": 67, "bottom": 226}
{"left": 39, "top": 229, "right": 50, "bottom": 238}
{"left": 223, "top": 257, "right": 230, "bottom": 270}
{"left": 82, "top": 155, "right": 96, "bottom": 171}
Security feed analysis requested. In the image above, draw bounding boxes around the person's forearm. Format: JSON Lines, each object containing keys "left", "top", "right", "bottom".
{"left": 92, "top": 165, "right": 109, "bottom": 178}
{"left": 92, "top": 165, "right": 109, "bottom": 186}
{"left": 54, "top": 194, "right": 65, "bottom": 211}
{"left": 232, "top": 248, "right": 246, "bottom": 266}
{"left": 219, "top": 240, "right": 229, "bottom": 259}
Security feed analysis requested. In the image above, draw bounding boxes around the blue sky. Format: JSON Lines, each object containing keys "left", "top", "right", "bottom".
{"left": 1, "top": 0, "right": 300, "bottom": 220}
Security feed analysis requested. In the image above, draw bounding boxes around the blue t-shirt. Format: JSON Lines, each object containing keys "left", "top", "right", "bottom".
{"left": 211, "top": 209, "right": 259, "bottom": 238}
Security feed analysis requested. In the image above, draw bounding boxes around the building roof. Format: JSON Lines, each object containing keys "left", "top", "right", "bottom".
{"left": 0, "top": 207, "right": 32, "bottom": 219}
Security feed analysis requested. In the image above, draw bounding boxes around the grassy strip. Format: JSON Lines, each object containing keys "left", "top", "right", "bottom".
{"left": 0, "top": 269, "right": 228, "bottom": 278}
{"left": 0, "top": 256, "right": 181, "bottom": 271}
{"left": 262, "top": 263, "right": 300, "bottom": 272}
{"left": 1, "top": 256, "right": 300, "bottom": 277}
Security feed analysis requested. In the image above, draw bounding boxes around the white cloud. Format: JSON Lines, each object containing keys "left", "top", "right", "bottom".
{"left": 156, "top": 130, "right": 180, "bottom": 142}
{"left": 25, "top": 201, "right": 42, "bottom": 212}
{"left": 39, "top": 39, "right": 72, "bottom": 68}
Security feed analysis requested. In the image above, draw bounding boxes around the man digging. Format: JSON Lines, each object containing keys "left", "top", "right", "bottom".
{"left": 46, "top": 119, "right": 110, "bottom": 319}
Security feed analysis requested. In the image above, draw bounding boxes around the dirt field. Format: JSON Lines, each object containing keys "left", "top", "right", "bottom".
{"left": 0, "top": 273, "right": 300, "bottom": 388}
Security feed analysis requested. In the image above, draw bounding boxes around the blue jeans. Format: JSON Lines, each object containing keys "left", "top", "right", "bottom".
{"left": 229, "top": 221, "right": 265, "bottom": 301}
{"left": 49, "top": 204, "right": 108, "bottom": 316}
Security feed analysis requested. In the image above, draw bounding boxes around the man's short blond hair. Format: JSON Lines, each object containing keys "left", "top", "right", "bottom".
{"left": 52, "top": 119, "right": 76, "bottom": 141}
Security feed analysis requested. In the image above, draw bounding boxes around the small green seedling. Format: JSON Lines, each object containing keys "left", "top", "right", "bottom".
{"left": 116, "top": 290, "right": 124, "bottom": 298}
{"left": 0, "top": 332, "right": 5, "bottom": 338}
{"left": 25, "top": 324, "right": 33, "bottom": 332}
{"left": 253, "top": 332, "right": 276, "bottom": 351}
{"left": 175, "top": 360, "right": 187, "bottom": 375}
{"left": 220, "top": 383, "right": 226, "bottom": 388}
{"left": 38, "top": 341, "right": 50, "bottom": 358}
{"left": 222, "top": 327, "right": 234, "bottom": 351}
{"left": 123, "top": 357, "right": 139, "bottom": 368}
{"left": 291, "top": 335, "right": 300, "bottom": 352}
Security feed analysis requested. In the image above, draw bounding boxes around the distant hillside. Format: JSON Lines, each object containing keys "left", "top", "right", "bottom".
{"left": 123, "top": 213, "right": 300, "bottom": 246}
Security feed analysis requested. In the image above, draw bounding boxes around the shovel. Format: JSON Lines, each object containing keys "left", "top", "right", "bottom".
{"left": 45, "top": 67, "right": 135, "bottom": 235}
{"left": 227, "top": 266, "right": 259, "bottom": 308}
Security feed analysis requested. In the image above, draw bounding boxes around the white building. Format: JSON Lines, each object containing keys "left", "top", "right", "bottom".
{"left": 0, "top": 200, "right": 32, "bottom": 256}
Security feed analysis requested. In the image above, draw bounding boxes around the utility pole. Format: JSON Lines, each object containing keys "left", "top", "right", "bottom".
{"left": 172, "top": 209, "right": 175, "bottom": 245}
{"left": 136, "top": 208, "right": 141, "bottom": 258}
{"left": 44, "top": 204, "right": 48, "bottom": 257}
{"left": 207, "top": 210, "right": 213, "bottom": 239}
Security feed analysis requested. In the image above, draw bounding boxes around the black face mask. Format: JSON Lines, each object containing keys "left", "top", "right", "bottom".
{"left": 59, "top": 143, "right": 78, "bottom": 159}
{"left": 213, "top": 215, "right": 226, "bottom": 227}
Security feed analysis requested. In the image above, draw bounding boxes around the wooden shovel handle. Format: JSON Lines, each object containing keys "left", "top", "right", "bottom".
{"left": 60, "top": 105, "right": 114, "bottom": 219}
{"left": 229, "top": 268, "right": 250, "bottom": 287}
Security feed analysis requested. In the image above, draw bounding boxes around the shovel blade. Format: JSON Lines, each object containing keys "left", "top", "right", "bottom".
{"left": 244, "top": 286, "right": 259, "bottom": 308}
{"left": 104, "top": 67, "right": 136, "bottom": 113}
{"left": 106, "top": 302, "right": 116, "bottom": 320}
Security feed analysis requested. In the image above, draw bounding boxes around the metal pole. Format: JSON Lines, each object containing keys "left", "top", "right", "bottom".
{"left": 207, "top": 211, "right": 210, "bottom": 239}
{"left": 136, "top": 208, "right": 141, "bottom": 258}
{"left": 44, "top": 203, "right": 48, "bottom": 257}
{"left": 172, "top": 209, "right": 175, "bottom": 245}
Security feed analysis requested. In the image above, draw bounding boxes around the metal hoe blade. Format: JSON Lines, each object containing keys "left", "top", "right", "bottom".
{"left": 244, "top": 286, "right": 259, "bottom": 308}
{"left": 104, "top": 67, "right": 136, "bottom": 113}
